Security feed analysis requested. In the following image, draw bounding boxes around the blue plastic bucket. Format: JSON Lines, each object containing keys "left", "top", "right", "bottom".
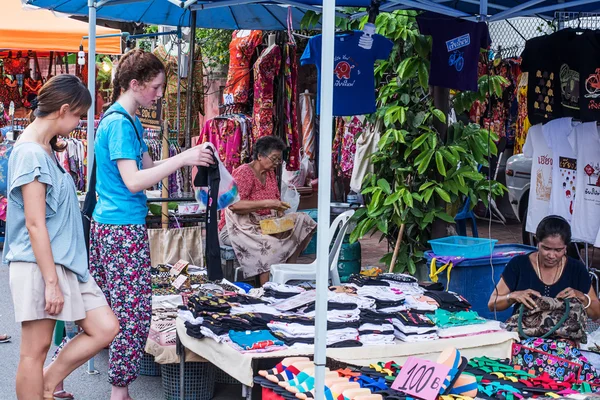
{"left": 428, "top": 236, "right": 498, "bottom": 258}
{"left": 425, "top": 244, "right": 536, "bottom": 321}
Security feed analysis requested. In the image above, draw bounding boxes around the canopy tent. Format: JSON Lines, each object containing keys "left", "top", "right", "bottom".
{"left": 23, "top": 0, "right": 320, "bottom": 29}
{"left": 24, "top": 0, "right": 600, "bottom": 399}
{"left": 3, "top": 1, "right": 121, "bottom": 54}
{"left": 23, "top": 0, "right": 600, "bottom": 24}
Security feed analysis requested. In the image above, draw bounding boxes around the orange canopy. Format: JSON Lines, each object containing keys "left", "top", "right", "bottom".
{"left": 0, "top": 0, "right": 122, "bottom": 55}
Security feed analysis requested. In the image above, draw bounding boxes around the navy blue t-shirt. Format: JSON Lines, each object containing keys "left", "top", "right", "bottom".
{"left": 300, "top": 31, "right": 393, "bottom": 116}
{"left": 501, "top": 254, "right": 591, "bottom": 313}
{"left": 417, "top": 12, "right": 491, "bottom": 92}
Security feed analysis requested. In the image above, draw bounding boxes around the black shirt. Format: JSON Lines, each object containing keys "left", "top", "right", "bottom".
{"left": 501, "top": 254, "right": 591, "bottom": 303}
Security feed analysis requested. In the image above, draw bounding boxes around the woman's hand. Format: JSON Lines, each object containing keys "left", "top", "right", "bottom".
{"left": 179, "top": 146, "right": 215, "bottom": 167}
{"left": 45, "top": 282, "right": 64, "bottom": 316}
{"left": 266, "top": 200, "right": 291, "bottom": 212}
{"left": 510, "top": 289, "right": 541, "bottom": 310}
{"left": 557, "top": 287, "right": 586, "bottom": 303}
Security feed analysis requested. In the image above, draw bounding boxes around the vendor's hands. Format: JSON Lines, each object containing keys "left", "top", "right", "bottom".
{"left": 180, "top": 146, "right": 215, "bottom": 167}
{"left": 557, "top": 287, "right": 585, "bottom": 303}
{"left": 266, "top": 200, "right": 291, "bottom": 212}
{"left": 45, "top": 282, "right": 64, "bottom": 316}
{"left": 510, "top": 289, "right": 541, "bottom": 310}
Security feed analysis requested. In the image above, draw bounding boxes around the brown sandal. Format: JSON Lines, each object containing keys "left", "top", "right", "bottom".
{"left": 53, "top": 390, "right": 74, "bottom": 400}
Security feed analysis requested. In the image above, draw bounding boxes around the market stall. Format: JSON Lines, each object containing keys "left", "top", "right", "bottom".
{"left": 25, "top": 1, "right": 600, "bottom": 400}
{"left": 175, "top": 318, "right": 518, "bottom": 387}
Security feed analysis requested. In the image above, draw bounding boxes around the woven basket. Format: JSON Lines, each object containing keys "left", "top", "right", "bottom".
{"left": 161, "top": 363, "right": 215, "bottom": 400}
{"left": 148, "top": 320, "right": 177, "bottom": 347}
{"left": 140, "top": 352, "right": 161, "bottom": 376}
{"left": 214, "top": 367, "right": 240, "bottom": 384}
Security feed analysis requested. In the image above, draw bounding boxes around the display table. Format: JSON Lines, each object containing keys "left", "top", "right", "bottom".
{"left": 176, "top": 318, "right": 519, "bottom": 387}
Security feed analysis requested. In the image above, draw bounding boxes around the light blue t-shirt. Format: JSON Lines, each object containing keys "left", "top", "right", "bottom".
{"left": 2, "top": 142, "right": 89, "bottom": 282}
{"left": 92, "top": 103, "right": 149, "bottom": 225}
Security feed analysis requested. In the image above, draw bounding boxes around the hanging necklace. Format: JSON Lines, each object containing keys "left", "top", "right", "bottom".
{"left": 535, "top": 252, "right": 564, "bottom": 288}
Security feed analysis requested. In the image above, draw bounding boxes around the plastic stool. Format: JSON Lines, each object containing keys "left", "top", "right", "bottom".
{"left": 454, "top": 198, "right": 478, "bottom": 237}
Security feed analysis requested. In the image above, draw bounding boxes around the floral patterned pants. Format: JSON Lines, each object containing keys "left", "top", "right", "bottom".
{"left": 89, "top": 221, "right": 152, "bottom": 387}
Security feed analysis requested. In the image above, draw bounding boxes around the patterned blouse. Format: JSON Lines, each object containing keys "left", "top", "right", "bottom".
{"left": 219, "top": 163, "right": 280, "bottom": 231}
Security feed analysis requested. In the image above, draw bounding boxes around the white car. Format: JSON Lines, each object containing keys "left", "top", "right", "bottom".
{"left": 505, "top": 153, "right": 534, "bottom": 245}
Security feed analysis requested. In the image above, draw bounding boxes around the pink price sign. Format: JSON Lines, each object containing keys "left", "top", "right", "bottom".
{"left": 391, "top": 357, "right": 450, "bottom": 400}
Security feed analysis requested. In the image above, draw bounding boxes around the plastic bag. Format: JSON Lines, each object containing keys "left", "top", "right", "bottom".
{"left": 194, "top": 143, "right": 240, "bottom": 211}
{"left": 282, "top": 155, "right": 313, "bottom": 187}
{"left": 281, "top": 183, "right": 300, "bottom": 214}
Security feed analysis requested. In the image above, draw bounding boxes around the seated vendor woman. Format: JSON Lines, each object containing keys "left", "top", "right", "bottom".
{"left": 219, "top": 136, "right": 317, "bottom": 285}
{"left": 488, "top": 215, "right": 600, "bottom": 321}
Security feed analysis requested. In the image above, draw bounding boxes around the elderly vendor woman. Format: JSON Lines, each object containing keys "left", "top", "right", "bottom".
{"left": 219, "top": 136, "right": 317, "bottom": 285}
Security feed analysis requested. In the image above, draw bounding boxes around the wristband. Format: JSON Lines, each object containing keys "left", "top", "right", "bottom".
{"left": 584, "top": 294, "right": 592, "bottom": 310}
{"left": 506, "top": 293, "right": 511, "bottom": 303}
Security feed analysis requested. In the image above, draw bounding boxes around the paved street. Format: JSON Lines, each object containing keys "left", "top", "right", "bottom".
{"left": 0, "top": 264, "right": 164, "bottom": 400}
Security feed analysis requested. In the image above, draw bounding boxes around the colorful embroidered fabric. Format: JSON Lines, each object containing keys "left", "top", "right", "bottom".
{"left": 224, "top": 30, "right": 263, "bottom": 105}
{"left": 333, "top": 116, "right": 363, "bottom": 178}
{"left": 512, "top": 338, "right": 600, "bottom": 384}
{"left": 514, "top": 74, "right": 530, "bottom": 154}
{"left": 4, "top": 57, "right": 27, "bottom": 75}
{"left": 252, "top": 45, "right": 281, "bottom": 141}
{"left": 199, "top": 115, "right": 252, "bottom": 174}
{"left": 283, "top": 43, "right": 300, "bottom": 171}
{"left": 153, "top": 45, "right": 204, "bottom": 137}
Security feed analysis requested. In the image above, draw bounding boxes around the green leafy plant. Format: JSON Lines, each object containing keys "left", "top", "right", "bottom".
{"left": 302, "top": 10, "right": 506, "bottom": 274}
{"left": 195, "top": 29, "right": 234, "bottom": 69}
{"left": 453, "top": 73, "right": 510, "bottom": 114}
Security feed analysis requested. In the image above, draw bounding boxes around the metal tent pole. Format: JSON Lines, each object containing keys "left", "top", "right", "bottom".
{"left": 177, "top": 28, "right": 182, "bottom": 135}
{"left": 185, "top": 10, "right": 197, "bottom": 151}
{"left": 86, "top": 0, "right": 98, "bottom": 374}
{"left": 86, "top": 0, "right": 97, "bottom": 189}
{"left": 313, "top": 0, "right": 335, "bottom": 397}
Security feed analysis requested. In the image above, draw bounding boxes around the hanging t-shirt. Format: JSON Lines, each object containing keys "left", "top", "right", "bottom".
{"left": 555, "top": 29, "right": 583, "bottom": 118}
{"left": 578, "top": 31, "right": 600, "bottom": 121}
{"left": 571, "top": 123, "right": 600, "bottom": 244}
{"left": 521, "top": 35, "right": 561, "bottom": 124}
{"left": 300, "top": 31, "right": 393, "bottom": 116}
{"left": 523, "top": 123, "right": 552, "bottom": 234}
{"left": 544, "top": 117, "right": 576, "bottom": 222}
{"left": 417, "top": 12, "right": 491, "bottom": 92}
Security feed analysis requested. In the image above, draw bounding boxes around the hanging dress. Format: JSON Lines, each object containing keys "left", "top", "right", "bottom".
{"left": 252, "top": 45, "right": 281, "bottom": 142}
{"left": 223, "top": 30, "right": 263, "bottom": 105}
{"left": 283, "top": 43, "right": 300, "bottom": 171}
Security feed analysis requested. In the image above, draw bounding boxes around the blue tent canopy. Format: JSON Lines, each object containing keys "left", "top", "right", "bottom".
{"left": 25, "top": 0, "right": 600, "bottom": 27}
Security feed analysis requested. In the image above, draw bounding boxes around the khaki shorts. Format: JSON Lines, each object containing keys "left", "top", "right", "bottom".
{"left": 9, "top": 262, "right": 108, "bottom": 323}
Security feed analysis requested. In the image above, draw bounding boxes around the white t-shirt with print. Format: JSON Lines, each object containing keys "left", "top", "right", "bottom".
{"left": 523, "top": 124, "right": 553, "bottom": 233}
{"left": 571, "top": 123, "right": 600, "bottom": 244}
{"left": 544, "top": 117, "right": 576, "bottom": 222}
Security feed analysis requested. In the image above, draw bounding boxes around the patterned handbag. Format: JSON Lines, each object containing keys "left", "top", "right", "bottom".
{"left": 511, "top": 338, "right": 600, "bottom": 384}
{"left": 505, "top": 297, "right": 587, "bottom": 344}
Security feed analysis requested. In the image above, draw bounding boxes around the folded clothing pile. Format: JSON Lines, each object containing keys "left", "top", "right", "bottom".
{"left": 268, "top": 320, "right": 360, "bottom": 347}
{"left": 229, "top": 329, "right": 285, "bottom": 351}
{"left": 429, "top": 309, "right": 504, "bottom": 338}
{"left": 424, "top": 290, "right": 471, "bottom": 312}
{"left": 392, "top": 311, "right": 439, "bottom": 342}
{"left": 358, "top": 309, "right": 396, "bottom": 345}
{"left": 262, "top": 282, "right": 305, "bottom": 303}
